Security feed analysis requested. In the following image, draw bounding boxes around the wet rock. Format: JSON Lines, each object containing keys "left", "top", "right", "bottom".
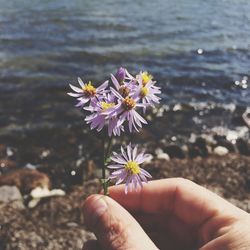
{"left": 0, "top": 169, "right": 51, "bottom": 194}
{"left": 236, "top": 139, "right": 250, "bottom": 156}
{"left": 214, "top": 146, "right": 229, "bottom": 156}
{"left": 164, "top": 145, "right": 185, "bottom": 159}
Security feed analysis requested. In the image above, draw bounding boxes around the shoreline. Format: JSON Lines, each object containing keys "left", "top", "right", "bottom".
{"left": 0, "top": 153, "right": 250, "bottom": 249}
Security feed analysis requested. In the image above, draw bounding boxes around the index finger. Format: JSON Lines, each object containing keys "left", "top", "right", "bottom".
{"left": 109, "top": 178, "right": 241, "bottom": 226}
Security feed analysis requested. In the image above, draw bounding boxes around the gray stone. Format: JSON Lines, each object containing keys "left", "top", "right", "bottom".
{"left": 0, "top": 185, "right": 22, "bottom": 203}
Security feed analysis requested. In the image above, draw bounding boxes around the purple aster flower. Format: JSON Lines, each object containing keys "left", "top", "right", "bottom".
{"left": 67, "top": 77, "right": 108, "bottom": 108}
{"left": 84, "top": 94, "right": 124, "bottom": 136}
{"left": 138, "top": 71, "right": 153, "bottom": 86}
{"left": 135, "top": 72, "right": 161, "bottom": 111}
{"left": 106, "top": 88, "right": 148, "bottom": 132}
{"left": 111, "top": 67, "right": 139, "bottom": 97}
{"left": 108, "top": 144, "right": 152, "bottom": 194}
{"left": 111, "top": 73, "right": 136, "bottom": 98}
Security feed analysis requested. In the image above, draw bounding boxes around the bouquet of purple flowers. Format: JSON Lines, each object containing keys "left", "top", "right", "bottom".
{"left": 68, "top": 67, "right": 161, "bottom": 194}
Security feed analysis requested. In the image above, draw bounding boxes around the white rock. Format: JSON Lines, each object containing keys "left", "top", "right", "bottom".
{"left": 157, "top": 153, "right": 170, "bottom": 161}
{"left": 40, "top": 150, "right": 50, "bottom": 159}
{"left": 144, "top": 154, "right": 153, "bottom": 164}
{"left": 155, "top": 148, "right": 163, "bottom": 155}
{"left": 30, "top": 187, "right": 65, "bottom": 199}
{"left": 49, "top": 189, "right": 66, "bottom": 196}
{"left": 28, "top": 198, "right": 41, "bottom": 208}
{"left": 173, "top": 104, "right": 182, "bottom": 111}
{"left": 76, "top": 157, "right": 85, "bottom": 167}
{"left": 214, "top": 146, "right": 229, "bottom": 156}
{"left": 189, "top": 133, "right": 197, "bottom": 143}
{"left": 226, "top": 130, "right": 238, "bottom": 142}
{"left": 28, "top": 187, "right": 66, "bottom": 208}
{"left": 25, "top": 163, "right": 38, "bottom": 169}
{"left": 6, "top": 147, "right": 14, "bottom": 157}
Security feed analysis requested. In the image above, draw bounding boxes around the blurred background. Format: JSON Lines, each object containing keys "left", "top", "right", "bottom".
{"left": 0, "top": 0, "right": 249, "bottom": 249}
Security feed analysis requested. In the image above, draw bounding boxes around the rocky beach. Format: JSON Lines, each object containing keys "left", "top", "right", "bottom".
{"left": 0, "top": 0, "right": 250, "bottom": 249}
{"left": 0, "top": 108, "right": 250, "bottom": 249}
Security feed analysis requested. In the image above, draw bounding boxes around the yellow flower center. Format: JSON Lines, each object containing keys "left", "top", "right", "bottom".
{"left": 100, "top": 102, "right": 115, "bottom": 111}
{"left": 123, "top": 97, "right": 136, "bottom": 110}
{"left": 125, "top": 161, "right": 140, "bottom": 174}
{"left": 142, "top": 71, "right": 153, "bottom": 86}
{"left": 82, "top": 81, "right": 96, "bottom": 97}
{"left": 119, "top": 85, "right": 130, "bottom": 98}
{"left": 140, "top": 87, "right": 149, "bottom": 97}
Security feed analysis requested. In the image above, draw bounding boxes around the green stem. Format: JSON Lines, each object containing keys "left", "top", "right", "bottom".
{"left": 102, "top": 136, "right": 113, "bottom": 195}
{"left": 102, "top": 139, "right": 106, "bottom": 180}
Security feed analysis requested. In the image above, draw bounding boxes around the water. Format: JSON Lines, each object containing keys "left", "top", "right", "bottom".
{"left": 0, "top": 0, "right": 250, "bottom": 135}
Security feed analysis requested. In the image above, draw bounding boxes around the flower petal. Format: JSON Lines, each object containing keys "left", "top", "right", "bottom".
{"left": 69, "top": 84, "right": 83, "bottom": 93}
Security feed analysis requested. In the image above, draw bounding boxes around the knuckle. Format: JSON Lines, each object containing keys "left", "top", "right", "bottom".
{"left": 175, "top": 177, "right": 194, "bottom": 188}
{"left": 100, "top": 214, "right": 128, "bottom": 249}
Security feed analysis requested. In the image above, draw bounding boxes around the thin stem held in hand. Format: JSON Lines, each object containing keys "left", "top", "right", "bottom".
{"left": 102, "top": 136, "right": 113, "bottom": 195}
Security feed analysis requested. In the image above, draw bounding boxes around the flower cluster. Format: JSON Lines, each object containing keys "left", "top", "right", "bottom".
{"left": 68, "top": 67, "right": 161, "bottom": 136}
{"left": 108, "top": 144, "right": 152, "bottom": 194}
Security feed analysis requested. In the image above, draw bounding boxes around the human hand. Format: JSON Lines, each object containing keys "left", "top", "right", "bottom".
{"left": 83, "top": 178, "right": 250, "bottom": 250}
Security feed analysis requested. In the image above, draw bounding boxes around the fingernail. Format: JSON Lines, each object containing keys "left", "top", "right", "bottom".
{"left": 83, "top": 195, "right": 108, "bottom": 229}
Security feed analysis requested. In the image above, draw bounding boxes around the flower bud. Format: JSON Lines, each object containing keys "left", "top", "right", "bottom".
{"left": 115, "top": 67, "right": 126, "bottom": 83}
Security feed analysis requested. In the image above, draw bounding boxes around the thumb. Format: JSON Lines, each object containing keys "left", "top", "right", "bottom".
{"left": 83, "top": 194, "right": 157, "bottom": 250}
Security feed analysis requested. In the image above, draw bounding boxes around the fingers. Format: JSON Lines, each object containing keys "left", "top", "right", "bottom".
{"left": 83, "top": 194, "right": 158, "bottom": 250}
{"left": 109, "top": 178, "right": 243, "bottom": 226}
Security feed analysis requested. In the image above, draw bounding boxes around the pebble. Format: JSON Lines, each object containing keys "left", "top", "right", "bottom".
{"left": 30, "top": 187, "right": 65, "bottom": 199}
{"left": 157, "top": 153, "right": 170, "bottom": 161}
{"left": 6, "top": 147, "right": 14, "bottom": 157}
{"left": 144, "top": 154, "right": 153, "bottom": 163}
{"left": 214, "top": 146, "right": 229, "bottom": 156}
{"left": 40, "top": 150, "right": 50, "bottom": 159}
{"left": 154, "top": 148, "right": 163, "bottom": 155}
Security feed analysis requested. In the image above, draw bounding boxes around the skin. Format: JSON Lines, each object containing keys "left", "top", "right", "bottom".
{"left": 83, "top": 178, "right": 250, "bottom": 250}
